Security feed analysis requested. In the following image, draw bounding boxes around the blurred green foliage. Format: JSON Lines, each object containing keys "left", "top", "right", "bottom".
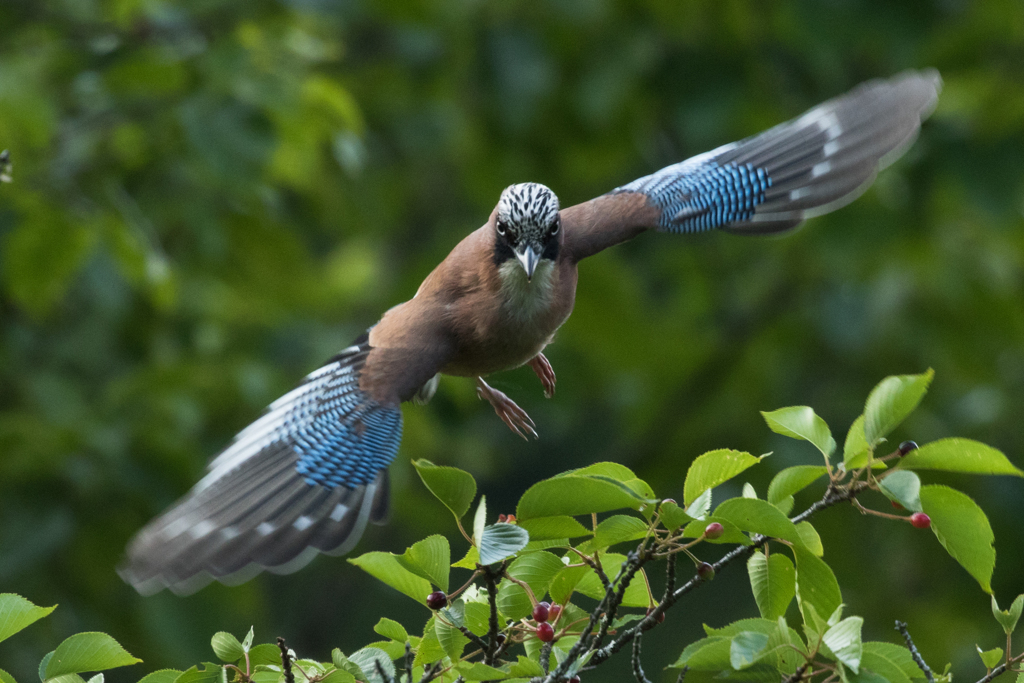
{"left": 1, "top": 0, "right": 1023, "bottom": 682}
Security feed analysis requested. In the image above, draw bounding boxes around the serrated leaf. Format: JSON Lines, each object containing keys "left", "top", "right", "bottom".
{"left": 349, "top": 648, "right": 394, "bottom": 683}
{"left": 794, "top": 546, "right": 842, "bottom": 630}
{"left": 992, "top": 595, "right": 1024, "bottom": 635}
{"left": 210, "top": 633, "right": 244, "bottom": 663}
{"left": 561, "top": 462, "right": 636, "bottom": 480}
{"left": 843, "top": 415, "right": 870, "bottom": 468}
{"left": 977, "top": 646, "right": 1003, "bottom": 669}
{"left": 463, "top": 602, "right": 490, "bottom": 636}
{"left": 0, "top": 669, "right": 16, "bottom": 683}
{"left": 171, "top": 665, "right": 222, "bottom": 683}
{"left": 516, "top": 475, "right": 648, "bottom": 520}
{"left": 349, "top": 552, "right": 432, "bottom": 603}
{"left": 823, "top": 617, "right": 863, "bottom": 673}
{"left": 748, "top": 552, "right": 796, "bottom": 619}
{"left": 548, "top": 565, "right": 589, "bottom": 606}
{"left": 0, "top": 594, "right": 57, "bottom": 644}
{"left": 857, "top": 650, "right": 912, "bottom": 683}
{"left": 686, "top": 489, "right": 712, "bottom": 519}
{"left": 730, "top": 632, "right": 770, "bottom": 670}
{"left": 397, "top": 535, "right": 451, "bottom": 591}
{"left": 45, "top": 633, "right": 141, "bottom": 678}
{"left": 574, "top": 553, "right": 650, "bottom": 607}
{"left": 879, "top": 471, "right": 922, "bottom": 512}
{"left": 510, "top": 656, "right": 543, "bottom": 678}
{"left": 374, "top": 619, "right": 408, "bottom": 643}
{"left": 862, "top": 642, "right": 924, "bottom": 680}
{"left": 136, "top": 671, "right": 181, "bottom": 683}
{"left": 456, "top": 663, "right": 510, "bottom": 681}
{"left": 742, "top": 483, "right": 757, "bottom": 498}
{"left": 439, "top": 598, "right": 466, "bottom": 629}
{"left": 410, "top": 626, "right": 444, "bottom": 670}
{"left": 412, "top": 459, "right": 477, "bottom": 519}
{"left": 452, "top": 546, "right": 479, "bottom": 569}
{"left": 684, "top": 450, "right": 762, "bottom": 507}
{"left": 658, "top": 501, "right": 694, "bottom": 530}
{"left": 920, "top": 485, "right": 995, "bottom": 593}
{"left": 517, "top": 516, "right": 590, "bottom": 540}
{"left": 863, "top": 370, "right": 933, "bottom": 446}
{"left": 496, "top": 552, "right": 564, "bottom": 619}
{"left": 434, "top": 614, "right": 469, "bottom": 661}
{"left": 713, "top": 498, "right": 802, "bottom": 544}
{"left": 320, "top": 671, "right": 356, "bottom": 683}
{"left": 768, "top": 467, "right": 828, "bottom": 505}
{"left": 762, "top": 407, "right": 836, "bottom": 459}
{"left": 592, "top": 515, "right": 649, "bottom": 549}
{"left": 901, "top": 439, "right": 1023, "bottom": 477}
{"left": 796, "top": 522, "right": 824, "bottom": 557}
{"left": 247, "top": 644, "right": 280, "bottom": 667}
{"left": 478, "top": 523, "right": 529, "bottom": 565}
{"left": 670, "top": 637, "right": 731, "bottom": 670}
{"left": 333, "top": 651, "right": 368, "bottom": 682}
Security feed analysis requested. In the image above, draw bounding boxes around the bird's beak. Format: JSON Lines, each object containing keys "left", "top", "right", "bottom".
{"left": 515, "top": 245, "right": 540, "bottom": 281}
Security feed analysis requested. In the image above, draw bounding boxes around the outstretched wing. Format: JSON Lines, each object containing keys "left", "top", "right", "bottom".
{"left": 120, "top": 327, "right": 448, "bottom": 595}
{"left": 562, "top": 69, "right": 941, "bottom": 262}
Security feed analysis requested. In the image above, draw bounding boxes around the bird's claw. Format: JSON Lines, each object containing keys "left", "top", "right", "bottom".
{"left": 476, "top": 378, "right": 538, "bottom": 440}
{"left": 528, "top": 353, "right": 556, "bottom": 399}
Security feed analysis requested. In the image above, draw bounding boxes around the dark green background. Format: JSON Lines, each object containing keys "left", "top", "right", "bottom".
{"left": 2, "top": 0, "right": 1022, "bottom": 681}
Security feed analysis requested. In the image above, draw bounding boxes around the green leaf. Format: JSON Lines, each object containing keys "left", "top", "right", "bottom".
{"left": 920, "top": 485, "right": 995, "bottom": 593}
{"left": 349, "top": 647, "right": 395, "bottom": 683}
{"left": 863, "top": 370, "right": 933, "bottom": 446}
{"left": 843, "top": 415, "right": 870, "bottom": 469}
{"left": 463, "top": 602, "right": 490, "bottom": 636}
{"left": 742, "top": 482, "right": 757, "bottom": 498}
{"left": 748, "top": 551, "right": 796, "bottom": 619}
{"left": 901, "top": 439, "right": 1023, "bottom": 477}
{"left": 713, "top": 498, "right": 802, "bottom": 544}
{"left": 879, "top": 471, "right": 923, "bottom": 512}
{"left": 992, "top": 595, "right": 1024, "bottom": 635}
{"left": 517, "top": 516, "right": 590, "bottom": 540}
{"left": 320, "top": 671, "right": 356, "bottom": 683}
{"left": 0, "top": 594, "right": 57, "bottom": 644}
{"left": 684, "top": 450, "right": 762, "bottom": 507}
{"left": 210, "top": 633, "right": 244, "bottom": 663}
{"left": 682, "top": 517, "right": 752, "bottom": 545}
{"left": 592, "top": 515, "right": 649, "bottom": 549}
{"left": 516, "top": 475, "right": 648, "bottom": 520}
{"left": 374, "top": 618, "right": 409, "bottom": 643}
{"left": 686, "top": 489, "right": 713, "bottom": 519}
{"left": 574, "top": 553, "right": 650, "bottom": 607}
{"left": 857, "top": 649, "right": 912, "bottom": 683}
{"left": 434, "top": 613, "right": 469, "bottom": 661}
{"left": 977, "top": 646, "right": 1003, "bottom": 669}
{"left": 796, "top": 522, "right": 824, "bottom": 557}
{"left": 729, "top": 632, "right": 770, "bottom": 670}
{"left": 510, "top": 656, "right": 543, "bottom": 678}
{"left": 410, "top": 625, "right": 444, "bottom": 669}
{"left": 457, "top": 663, "right": 510, "bottom": 681}
{"left": 452, "top": 546, "right": 479, "bottom": 570}
{"left": 762, "top": 407, "right": 836, "bottom": 459}
{"left": 767, "top": 466, "right": 828, "bottom": 505}
{"left": 794, "top": 546, "right": 842, "bottom": 629}
{"left": 473, "top": 496, "right": 487, "bottom": 545}
{"left": 861, "top": 642, "right": 924, "bottom": 680}
{"left": 439, "top": 598, "right": 466, "bottom": 628}
{"left": 823, "top": 617, "right": 863, "bottom": 673}
{"left": 658, "top": 501, "right": 695, "bottom": 530}
{"left": 136, "top": 671, "right": 181, "bottom": 683}
{"left": 562, "top": 462, "right": 636, "bottom": 481}
{"left": 670, "top": 637, "right": 731, "bottom": 670}
{"left": 241, "top": 628, "right": 253, "bottom": 653}
{"left": 333, "top": 650, "right": 369, "bottom": 682}
{"left": 45, "top": 633, "right": 141, "bottom": 678}
{"left": 496, "top": 552, "right": 565, "bottom": 619}
{"left": 412, "top": 459, "right": 477, "bottom": 519}
{"left": 478, "top": 523, "right": 530, "bottom": 565}
{"left": 349, "top": 552, "right": 432, "bottom": 603}
{"left": 171, "top": 664, "right": 222, "bottom": 683}
{"left": 247, "top": 644, "right": 281, "bottom": 667}
{"left": 397, "top": 535, "right": 451, "bottom": 591}
{"left": 549, "top": 565, "right": 590, "bottom": 605}
{"left": 0, "top": 669, "right": 16, "bottom": 683}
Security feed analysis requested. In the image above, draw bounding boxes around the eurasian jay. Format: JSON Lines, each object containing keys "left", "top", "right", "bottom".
{"left": 121, "top": 70, "right": 940, "bottom": 594}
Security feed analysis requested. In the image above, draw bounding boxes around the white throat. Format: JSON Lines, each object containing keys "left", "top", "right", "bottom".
{"left": 497, "top": 258, "right": 556, "bottom": 322}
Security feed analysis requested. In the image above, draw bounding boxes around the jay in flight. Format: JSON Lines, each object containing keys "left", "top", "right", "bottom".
{"left": 121, "top": 70, "right": 940, "bottom": 595}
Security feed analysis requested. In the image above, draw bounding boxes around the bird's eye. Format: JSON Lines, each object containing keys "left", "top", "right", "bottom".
{"left": 496, "top": 221, "right": 507, "bottom": 236}
{"left": 549, "top": 219, "right": 560, "bottom": 237}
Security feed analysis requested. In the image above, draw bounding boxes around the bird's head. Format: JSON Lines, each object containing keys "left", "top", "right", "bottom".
{"left": 492, "top": 182, "right": 561, "bottom": 282}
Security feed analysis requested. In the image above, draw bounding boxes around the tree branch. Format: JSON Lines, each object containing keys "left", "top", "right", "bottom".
{"left": 631, "top": 633, "right": 652, "bottom": 683}
{"left": 277, "top": 638, "right": 295, "bottom": 683}
{"left": 895, "top": 621, "right": 935, "bottom": 683}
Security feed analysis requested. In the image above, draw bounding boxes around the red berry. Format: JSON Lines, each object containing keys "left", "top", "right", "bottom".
{"left": 910, "top": 512, "right": 931, "bottom": 529}
{"left": 498, "top": 514, "right": 507, "bottom": 523}
{"left": 891, "top": 500, "right": 904, "bottom": 510}
{"left": 533, "top": 602, "right": 550, "bottom": 623}
{"left": 646, "top": 607, "right": 665, "bottom": 624}
{"left": 704, "top": 522, "right": 724, "bottom": 539}
{"left": 507, "top": 514, "right": 517, "bottom": 523}
{"left": 697, "top": 562, "right": 715, "bottom": 581}
{"left": 537, "top": 622, "right": 555, "bottom": 642}
{"left": 549, "top": 604, "right": 562, "bottom": 621}
{"left": 898, "top": 441, "right": 918, "bottom": 456}
{"left": 426, "top": 591, "right": 448, "bottom": 610}
{"left": 570, "top": 677, "right": 580, "bottom": 683}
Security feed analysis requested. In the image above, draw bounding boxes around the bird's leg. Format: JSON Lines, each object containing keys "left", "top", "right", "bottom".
{"left": 528, "top": 353, "right": 556, "bottom": 399}
{"left": 476, "top": 377, "right": 538, "bottom": 440}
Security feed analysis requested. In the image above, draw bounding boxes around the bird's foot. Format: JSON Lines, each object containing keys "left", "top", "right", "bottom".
{"left": 528, "top": 353, "right": 556, "bottom": 399}
{"left": 476, "top": 377, "right": 538, "bottom": 440}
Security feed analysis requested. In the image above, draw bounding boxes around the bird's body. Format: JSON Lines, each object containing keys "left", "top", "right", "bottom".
{"left": 121, "top": 70, "right": 941, "bottom": 595}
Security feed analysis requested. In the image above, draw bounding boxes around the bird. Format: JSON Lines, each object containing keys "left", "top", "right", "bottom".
{"left": 120, "top": 69, "right": 941, "bottom": 595}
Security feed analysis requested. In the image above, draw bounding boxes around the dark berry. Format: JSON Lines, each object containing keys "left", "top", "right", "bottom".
{"left": 494, "top": 633, "right": 506, "bottom": 645}
{"left": 570, "top": 677, "right": 580, "bottom": 683}
{"left": 426, "top": 591, "right": 448, "bottom": 610}
{"left": 898, "top": 441, "right": 918, "bottom": 456}
{"left": 646, "top": 607, "right": 665, "bottom": 624}
{"left": 498, "top": 514, "right": 507, "bottom": 523}
{"left": 704, "top": 522, "right": 725, "bottom": 539}
{"left": 549, "top": 604, "right": 562, "bottom": 621}
{"left": 537, "top": 622, "right": 555, "bottom": 642}
{"left": 697, "top": 562, "right": 715, "bottom": 581}
{"left": 910, "top": 512, "right": 931, "bottom": 529}
{"left": 533, "top": 602, "right": 550, "bottom": 623}
{"left": 891, "top": 500, "right": 904, "bottom": 510}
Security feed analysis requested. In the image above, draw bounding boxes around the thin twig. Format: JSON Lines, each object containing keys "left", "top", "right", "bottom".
{"left": 974, "top": 663, "right": 1013, "bottom": 683}
{"left": 455, "top": 624, "right": 489, "bottom": 652}
{"left": 631, "top": 632, "right": 652, "bottom": 683}
{"left": 785, "top": 663, "right": 810, "bottom": 683}
{"left": 404, "top": 642, "right": 413, "bottom": 683}
{"left": 277, "top": 638, "right": 295, "bottom": 683}
{"left": 675, "top": 666, "right": 688, "bottom": 683}
{"left": 375, "top": 659, "right": 395, "bottom": 683}
{"left": 417, "top": 662, "right": 443, "bottom": 683}
{"left": 895, "top": 621, "right": 935, "bottom": 683}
